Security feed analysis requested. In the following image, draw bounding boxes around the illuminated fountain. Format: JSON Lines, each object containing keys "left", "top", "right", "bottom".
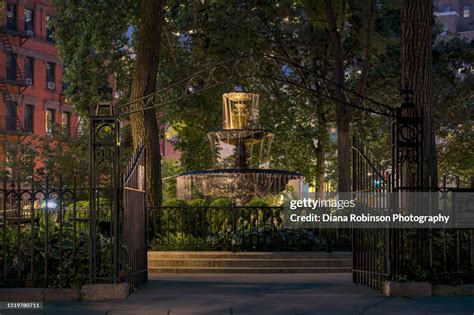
{"left": 176, "top": 92, "right": 304, "bottom": 205}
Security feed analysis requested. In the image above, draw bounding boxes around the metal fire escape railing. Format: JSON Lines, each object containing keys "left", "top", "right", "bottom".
{"left": 117, "top": 53, "right": 396, "bottom": 118}
{"left": 0, "top": 20, "right": 31, "bottom": 135}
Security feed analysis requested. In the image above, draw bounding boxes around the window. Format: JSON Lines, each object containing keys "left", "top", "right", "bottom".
{"left": 24, "top": 105, "right": 34, "bottom": 132}
{"left": 46, "top": 16, "right": 54, "bottom": 42}
{"left": 61, "top": 112, "right": 70, "bottom": 134}
{"left": 46, "top": 109, "right": 55, "bottom": 133}
{"left": 444, "top": 5, "right": 451, "bottom": 12}
{"left": 46, "top": 62, "right": 55, "bottom": 89}
{"left": 6, "top": 4, "right": 17, "bottom": 30}
{"left": 6, "top": 102, "right": 17, "bottom": 131}
{"left": 24, "top": 9, "right": 34, "bottom": 36}
{"left": 25, "top": 57, "right": 34, "bottom": 85}
{"left": 6, "top": 53, "right": 17, "bottom": 81}
{"left": 464, "top": 5, "right": 470, "bottom": 18}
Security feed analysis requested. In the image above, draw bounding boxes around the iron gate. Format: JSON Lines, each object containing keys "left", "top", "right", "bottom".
{"left": 352, "top": 88, "right": 424, "bottom": 290}
{"left": 352, "top": 88, "right": 473, "bottom": 290}
{"left": 351, "top": 138, "right": 391, "bottom": 289}
{"left": 122, "top": 145, "right": 147, "bottom": 287}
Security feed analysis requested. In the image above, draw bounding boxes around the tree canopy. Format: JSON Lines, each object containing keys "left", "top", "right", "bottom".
{"left": 51, "top": 0, "right": 474, "bottom": 195}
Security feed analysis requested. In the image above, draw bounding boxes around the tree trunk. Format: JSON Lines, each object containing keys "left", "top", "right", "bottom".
{"left": 401, "top": 0, "right": 437, "bottom": 188}
{"left": 323, "top": 0, "right": 352, "bottom": 192}
{"left": 313, "top": 139, "right": 326, "bottom": 200}
{"left": 313, "top": 99, "right": 329, "bottom": 199}
{"left": 129, "top": 0, "right": 165, "bottom": 206}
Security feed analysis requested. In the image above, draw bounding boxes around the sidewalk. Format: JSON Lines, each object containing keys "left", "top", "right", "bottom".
{"left": 10, "top": 273, "right": 474, "bottom": 315}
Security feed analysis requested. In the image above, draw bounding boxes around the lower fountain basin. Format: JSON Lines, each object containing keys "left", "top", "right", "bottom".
{"left": 176, "top": 168, "right": 304, "bottom": 205}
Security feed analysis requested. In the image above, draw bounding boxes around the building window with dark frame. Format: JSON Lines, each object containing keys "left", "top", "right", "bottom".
{"left": 46, "top": 109, "right": 55, "bottom": 133}
{"left": 6, "top": 102, "right": 17, "bottom": 131}
{"left": 46, "top": 62, "right": 56, "bottom": 89}
{"left": 61, "top": 112, "right": 70, "bottom": 135}
{"left": 6, "top": 53, "right": 17, "bottom": 81}
{"left": 24, "top": 8, "right": 34, "bottom": 36}
{"left": 464, "top": 5, "right": 471, "bottom": 18}
{"left": 6, "top": 3, "right": 17, "bottom": 30}
{"left": 444, "top": 4, "right": 451, "bottom": 12}
{"left": 46, "top": 15, "right": 54, "bottom": 42}
{"left": 25, "top": 57, "right": 34, "bottom": 86}
{"left": 24, "top": 105, "right": 34, "bottom": 132}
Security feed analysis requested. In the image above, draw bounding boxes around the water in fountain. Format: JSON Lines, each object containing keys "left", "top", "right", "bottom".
{"left": 176, "top": 92, "right": 304, "bottom": 205}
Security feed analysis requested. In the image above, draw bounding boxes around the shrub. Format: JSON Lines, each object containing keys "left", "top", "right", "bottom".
{"left": 245, "top": 197, "right": 270, "bottom": 207}
{"left": 210, "top": 198, "right": 233, "bottom": 207}
{"left": 188, "top": 199, "right": 209, "bottom": 207}
{"left": 162, "top": 198, "right": 189, "bottom": 207}
{"left": 160, "top": 198, "right": 189, "bottom": 234}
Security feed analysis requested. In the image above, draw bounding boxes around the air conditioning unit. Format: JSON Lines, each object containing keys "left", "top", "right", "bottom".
{"left": 26, "top": 30, "right": 34, "bottom": 37}
{"left": 47, "top": 82, "right": 55, "bottom": 90}
{"left": 25, "top": 78, "right": 33, "bottom": 85}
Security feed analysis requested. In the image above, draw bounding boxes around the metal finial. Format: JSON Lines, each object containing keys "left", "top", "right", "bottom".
{"left": 95, "top": 102, "right": 114, "bottom": 116}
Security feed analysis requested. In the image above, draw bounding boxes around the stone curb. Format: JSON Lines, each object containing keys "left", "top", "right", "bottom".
{"left": 384, "top": 281, "right": 432, "bottom": 296}
{"left": 385, "top": 281, "right": 474, "bottom": 296}
{"left": 0, "top": 288, "right": 80, "bottom": 302}
{"left": 0, "top": 283, "right": 129, "bottom": 302}
{"left": 432, "top": 284, "right": 474, "bottom": 296}
{"left": 81, "top": 283, "right": 129, "bottom": 301}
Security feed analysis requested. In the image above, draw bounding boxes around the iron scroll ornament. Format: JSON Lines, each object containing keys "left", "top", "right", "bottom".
{"left": 116, "top": 52, "right": 397, "bottom": 118}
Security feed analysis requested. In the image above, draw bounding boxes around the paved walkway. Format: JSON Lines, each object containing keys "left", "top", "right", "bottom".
{"left": 10, "top": 273, "right": 474, "bottom": 315}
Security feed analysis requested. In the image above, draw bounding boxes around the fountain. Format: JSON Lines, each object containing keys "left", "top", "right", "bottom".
{"left": 176, "top": 92, "right": 304, "bottom": 205}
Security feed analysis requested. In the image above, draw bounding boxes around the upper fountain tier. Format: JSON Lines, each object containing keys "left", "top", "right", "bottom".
{"left": 208, "top": 92, "right": 274, "bottom": 169}
{"left": 222, "top": 92, "right": 260, "bottom": 130}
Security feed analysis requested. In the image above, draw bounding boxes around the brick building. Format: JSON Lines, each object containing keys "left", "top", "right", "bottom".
{"left": 434, "top": 0, "right": 474, "bottom": 40}
{"left": 0, "top": 0, "right": 78, "bottom": 167}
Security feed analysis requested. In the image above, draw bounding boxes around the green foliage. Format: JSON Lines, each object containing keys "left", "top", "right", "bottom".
{"left": 209, "top": 198, "right": 233, "bottom": 207}
{"left": 152, "top": 205, "right": 352, "bottom": 252}
{"left": 52, "top": 0, "right": 137, "bottom": 114}
{"left": 245, "top": 197, "right": 271, "bottom": 207}
{"left": 159, "top": 199, "right": 190, "bottom": 232}
{"left": 0, "top": 213, "right": 112, "bottom": 289}
{"left": 162, "top": 198, "right": 189, "bottom": 207}
{"left": 188, "top": 199, "right": 210, "bottom": 207}
{"left": 162, "top": 159, "right": 183, "bottom": 200}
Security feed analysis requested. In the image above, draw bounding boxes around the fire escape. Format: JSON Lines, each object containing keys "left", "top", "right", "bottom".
{"left": 0, "top": 7, "right": 31, "bottom": 141}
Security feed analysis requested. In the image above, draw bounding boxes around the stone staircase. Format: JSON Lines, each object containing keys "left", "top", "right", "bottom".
{"left": 148, "top": 251, "right": 352, "bottom": 273}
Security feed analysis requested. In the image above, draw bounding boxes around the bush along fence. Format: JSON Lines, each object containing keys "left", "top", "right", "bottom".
{"left": 149, "top": 203, "right": 352, "bottom": 252}
{"left": 0, "top": 177, "right": 114, "bottom": 289}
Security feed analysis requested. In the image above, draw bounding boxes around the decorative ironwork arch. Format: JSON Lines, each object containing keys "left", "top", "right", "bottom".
{"left": 116, "top": 53, "right": 396, "bottom": 118}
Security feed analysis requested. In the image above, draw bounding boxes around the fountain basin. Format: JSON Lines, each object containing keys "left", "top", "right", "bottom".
{"left": 176, "top": 168, "right": 304, "bottom": 205}
{"left": 207, "top": 129, "right": 274, "bottom": 145}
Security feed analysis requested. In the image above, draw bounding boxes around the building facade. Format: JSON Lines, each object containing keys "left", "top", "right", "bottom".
{"left": 434, "top": 0, "right": 474, "bottom": 40}
{"left": 0, "top": 0, "right": 78, "bottom": 167}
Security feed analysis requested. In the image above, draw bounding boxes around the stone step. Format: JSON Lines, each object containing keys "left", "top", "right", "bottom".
{"left": 148, "top": 251, "right": 352, "bottom": 260}
{"left": 148, "top": 251, "right": 353, "bottom": 274}
{"left": 149, "top": 258, "right": 352, "bottom": 268}
{"left": 148, "top": 267, "right": 353, "bottom": 274}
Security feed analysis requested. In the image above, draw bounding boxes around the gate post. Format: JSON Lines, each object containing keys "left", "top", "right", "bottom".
{"left": 89, "top": 103, "right": 121, "bottom": 283}
{"left": 392, "top": 83, "right": 423, "bottom": 192}
{"left": 388, "top": 83, "right": 424, "bottom": 280}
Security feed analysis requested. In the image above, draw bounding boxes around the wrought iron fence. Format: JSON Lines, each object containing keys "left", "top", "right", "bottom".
{"left": 0, "top": 178, "right": 100, "bottom": 288}
{"left": 352, "top": 138, "right": 474, "bottom": 289}
{"left": 0, "top": 175, "right": 125, "bottom": 289}
{"left": 149, "top": 206, "right": 352, "bottom": 252}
